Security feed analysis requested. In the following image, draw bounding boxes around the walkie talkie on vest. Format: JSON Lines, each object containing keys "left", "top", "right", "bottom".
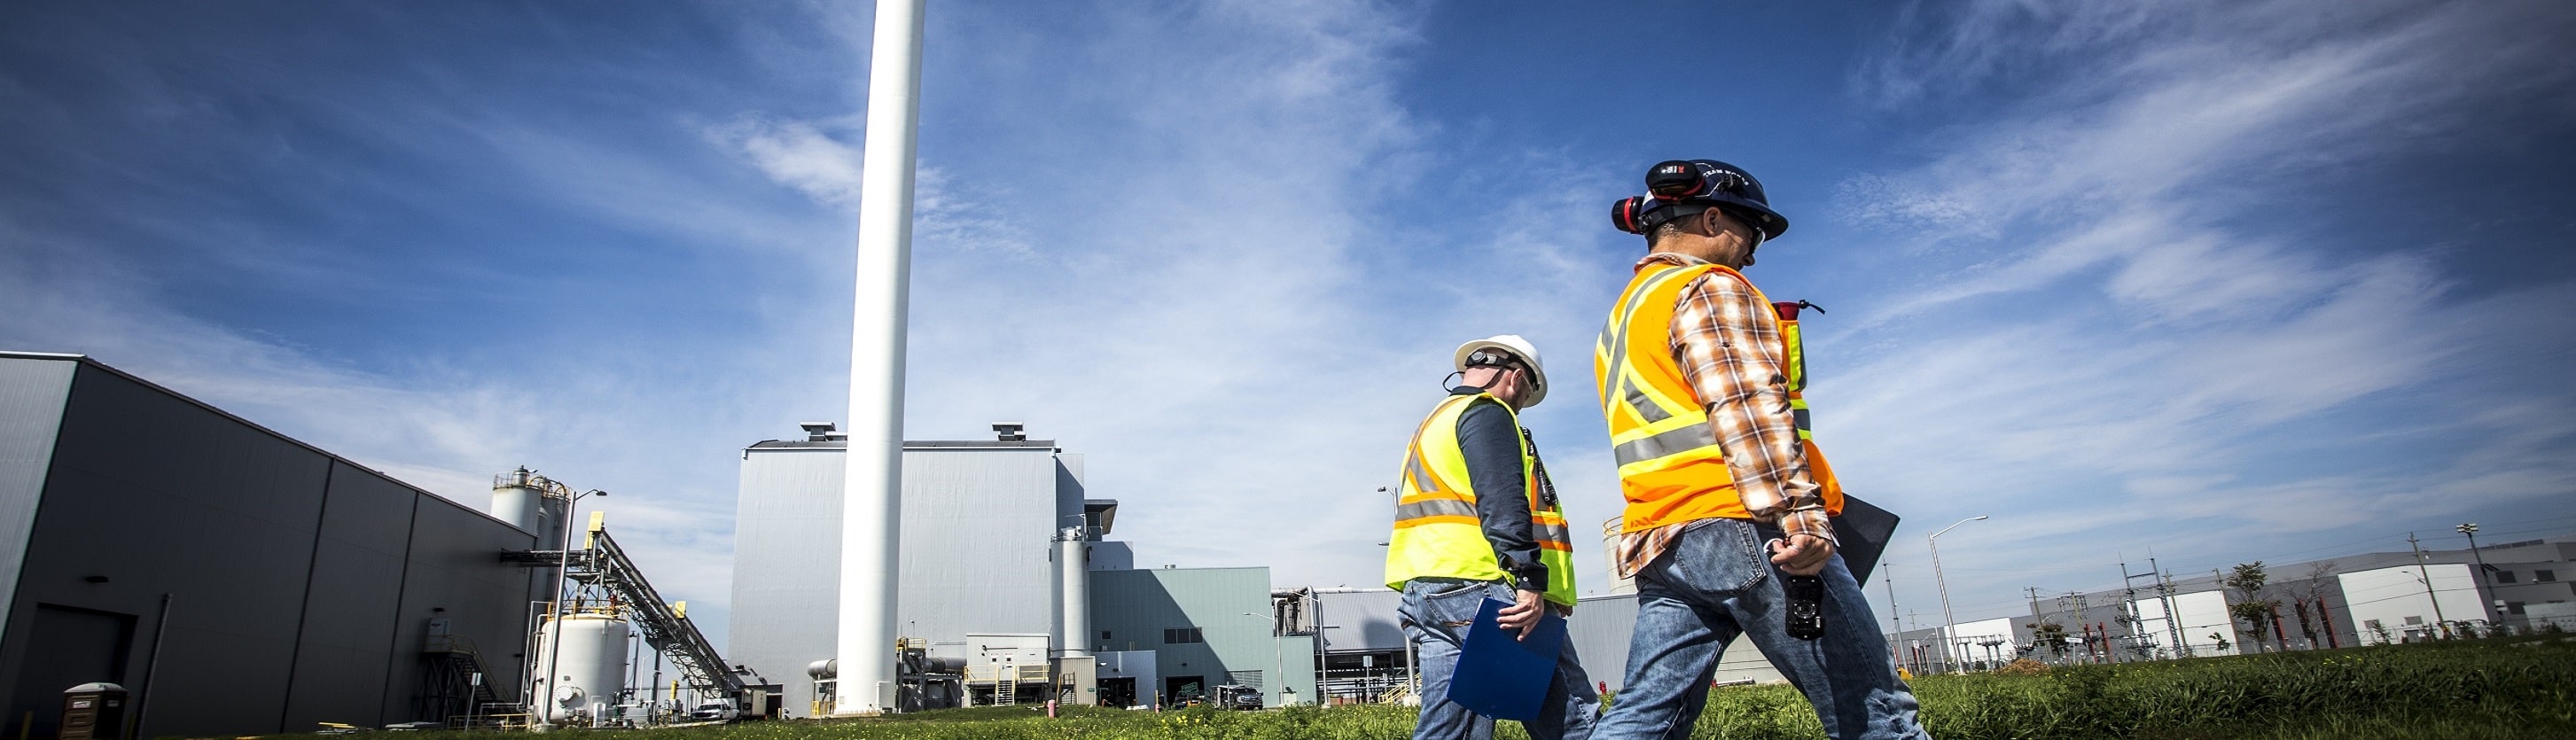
{"left": 1784, "top": 574, "right": 1824, "bottom": 640}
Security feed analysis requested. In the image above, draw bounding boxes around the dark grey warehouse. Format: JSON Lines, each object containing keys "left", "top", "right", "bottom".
{"left": 0, "top": 352, "right": 538, "bottom": 738}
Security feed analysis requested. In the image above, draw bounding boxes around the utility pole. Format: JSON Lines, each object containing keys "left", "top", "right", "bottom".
{"left": 1884, "top": 564, "right": 1902, "bottom": 663}
{"left": 2155, "top": 563, "right": 2188, "bottom": 658}
{"left": 2408, "top": 533, "right": 2452, "bottom": 639}
{"left": 2459, "top": 523, "right": 2496, "bottom": 626}
{"left": 1884, "top": 564, "right": 1901, "bottom": 637}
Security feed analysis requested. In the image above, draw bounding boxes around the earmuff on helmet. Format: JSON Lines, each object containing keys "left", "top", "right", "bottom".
{"left": 1610, "top": 159, "right": 1789, "bottom": 241}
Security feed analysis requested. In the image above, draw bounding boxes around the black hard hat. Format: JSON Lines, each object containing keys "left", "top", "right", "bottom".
{"left": 1610, "top": 160, "right": 1788, "bottom": 241}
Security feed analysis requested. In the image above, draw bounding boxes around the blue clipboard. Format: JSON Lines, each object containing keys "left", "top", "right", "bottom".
{"left": 1447, "top": 597, "right": 1565, "bottom": 722}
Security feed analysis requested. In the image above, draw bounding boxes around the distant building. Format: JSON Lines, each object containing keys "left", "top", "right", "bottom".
{"left": 1914, "top": 533, "right": 2576, "bottom": 667}
{"left": 727, "top": 423, "right": 1315, "bottom": 713}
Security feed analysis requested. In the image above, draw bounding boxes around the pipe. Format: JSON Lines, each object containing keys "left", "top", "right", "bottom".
{"left": 836, "top": 0, "right": 926, "bottom": 717}
{"left": 127, "top": 594, "right": 171, "bottom": 740}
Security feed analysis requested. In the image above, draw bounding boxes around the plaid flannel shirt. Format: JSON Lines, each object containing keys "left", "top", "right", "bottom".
{"left": 1615, "top": 253, "right": 1835, "bottom": 578}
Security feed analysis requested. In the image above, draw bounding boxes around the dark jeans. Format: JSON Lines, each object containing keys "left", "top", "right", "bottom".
{"left": 1593, "top": 519, "right": 1930, "bottom": 740}
{"left": 1399, "top": 578, "right": 1597, "bottom": 740}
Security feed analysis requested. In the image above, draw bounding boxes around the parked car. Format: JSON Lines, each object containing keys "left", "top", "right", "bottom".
{"left": 1211, "top": 684, "right": 1264, "bottom": 711}
{"left": 688, "top": 701, "right": 739, "bottom": 722}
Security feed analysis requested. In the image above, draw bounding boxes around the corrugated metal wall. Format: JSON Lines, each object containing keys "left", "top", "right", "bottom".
{"left": 726, "top": 445, "right": 840, "bottom": 708}
{"left": 0, "top": 355, "right": 537, "bottom": 737}
{"left": 1565, "top": 594, "right": 1785, "bottom": 690}
{"left": 0, "top": 357, "right": 75, "bottom": 629}
{"left": 727, "top": 441, "right": 1081, "bottom": 714}
{"left": 1090, "top": 567, "right": 1317, "bottom": 706}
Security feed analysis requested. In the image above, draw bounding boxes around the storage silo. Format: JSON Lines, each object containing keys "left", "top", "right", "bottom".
{"left": 533, "top": 611, "right": 631, "bottom": 724}
{"left": 1604, "top": 518, "right": 1635, "bottom": 596}
{"left": 492, "top": 467, "right": 569, "bottom": 550}
{"left": 1055, "top": 527, "right": 1090, "bottom": 657}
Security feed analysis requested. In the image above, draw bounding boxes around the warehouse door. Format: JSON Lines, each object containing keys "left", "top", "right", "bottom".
{"left": 1098, "top": 677, "right": 1135, "bottom": 708}
{"left": 1164, "top": 676, "right": 1203, "bottom": 705}
{"left": 4, "top": 604, "right": 136, "bottom": 739}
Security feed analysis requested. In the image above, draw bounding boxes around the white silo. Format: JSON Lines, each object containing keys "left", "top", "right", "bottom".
{"left": 534, "top": 611, "right": 631, "bottom": 724}
{"left": 1603, "top": 518, "right": 1635, "bottom": 596}
{"left": 1054, "top": 527, "right": 1091, "bottom": 658}
{"left": 492, "top": 467, "right": 569, "bottom": 550}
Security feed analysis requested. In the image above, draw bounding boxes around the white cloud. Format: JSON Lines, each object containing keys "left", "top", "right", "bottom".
{"left": 1831, "top": 0, "right": 2576, "bottom": 621}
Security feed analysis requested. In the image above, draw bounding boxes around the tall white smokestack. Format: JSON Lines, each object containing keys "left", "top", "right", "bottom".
{"left": 836, "top": 0, "right": 926, "bottom": 717}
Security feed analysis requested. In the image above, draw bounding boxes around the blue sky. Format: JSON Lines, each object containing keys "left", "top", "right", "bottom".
{"left": 5, "top": 0, "right": 2572, "bottom": 648}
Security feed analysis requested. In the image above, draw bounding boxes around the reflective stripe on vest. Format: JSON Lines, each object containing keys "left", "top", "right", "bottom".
{"left": 1383, "top": 393, "right": 1580, "bottom": 605}
{"left": 1594, "top": 261, "right": 1844, "bottom": 534}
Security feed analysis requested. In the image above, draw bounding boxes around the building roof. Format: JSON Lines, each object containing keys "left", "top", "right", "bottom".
{"left": 745, "top": 439, "right": 1061, "bottom": 451}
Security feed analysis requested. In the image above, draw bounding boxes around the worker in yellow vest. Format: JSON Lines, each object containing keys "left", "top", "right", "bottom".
{"left": 1385, "top": 335, "right": 1595, "bottom": 740}
{"left": 1592, "top": 160, "right": 1930, "bottom": 740}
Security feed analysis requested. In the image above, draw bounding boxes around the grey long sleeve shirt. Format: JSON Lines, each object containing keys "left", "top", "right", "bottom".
{"left": 1451, "top": 389, "right": 1550, "bottom": 593}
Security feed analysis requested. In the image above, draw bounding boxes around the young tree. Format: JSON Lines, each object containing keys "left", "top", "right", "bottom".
{"left": 2225, "top": 562, "right": 2278, "bottom": 652}
{"left": 2285, "top": 561, "right": 2338, "bottom": 649}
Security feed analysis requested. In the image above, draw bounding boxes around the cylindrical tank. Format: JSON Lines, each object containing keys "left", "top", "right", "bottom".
{"left": 534, "top": 612, "right": 630, "bottom": 723}
{"left": 1056, "top": 527, "right": 1091, "bottom": 657}
{"left": 1603, "top": 518, "right": 1636, "bottom": 596}
{"left": 492, "top": 468, "right": 569, "bottom": 549}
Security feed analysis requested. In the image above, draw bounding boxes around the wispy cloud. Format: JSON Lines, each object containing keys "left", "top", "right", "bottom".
{"left": 1831, "top": 0, "right": 2576, "bottom": 616}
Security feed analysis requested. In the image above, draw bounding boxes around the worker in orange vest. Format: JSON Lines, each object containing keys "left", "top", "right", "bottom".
{"left": 1591, "top": 160, "right": 1929, "bottom": 740}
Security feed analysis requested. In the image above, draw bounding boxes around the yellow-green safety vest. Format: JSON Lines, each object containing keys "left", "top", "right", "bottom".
{"left": 1383, "top": 392, "right": 1579, "bottom": 605}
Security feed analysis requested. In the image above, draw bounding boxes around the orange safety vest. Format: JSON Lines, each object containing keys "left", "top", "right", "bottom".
{"left": 1383, "top": 392, "right": 1580, "bottom": 605}
{"left": 1594, "top": 261, "right": 1845, "bottom": 534}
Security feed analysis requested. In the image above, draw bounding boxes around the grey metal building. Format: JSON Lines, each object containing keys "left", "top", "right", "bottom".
{"left": 0, "top": 352, "right": 536, "bottom": 737}
{"left": 1092, "top": 567, "right": 1316, "bottom": 707}
{"left": 729, "top": 423, "right": 1316, "bottom": 713}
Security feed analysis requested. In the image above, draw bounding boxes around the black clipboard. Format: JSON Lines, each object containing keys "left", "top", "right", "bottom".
{"left": 1831, "top": 494, "right": 1901, "bottom": 583}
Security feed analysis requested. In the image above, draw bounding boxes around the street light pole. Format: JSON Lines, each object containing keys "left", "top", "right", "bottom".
{"left": 1928, "top": 515, "right": 1988, "bottom": 674}
{"left": 1244, "top": 613, "right": 1286, "bottom": 706}
{"left": 536, "top": 487, "right": 605, "bottom": 731}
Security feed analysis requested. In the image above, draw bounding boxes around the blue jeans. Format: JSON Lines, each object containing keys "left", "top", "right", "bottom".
{"left": 1593, "top": 519, "right": 1929, "bottom": 740}
{"left": 1400, "top": 578, "right": 1598, "bottom": 740}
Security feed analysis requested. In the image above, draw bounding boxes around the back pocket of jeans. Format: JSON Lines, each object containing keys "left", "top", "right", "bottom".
{"left": 1423, "top": 581, "right": 1496, "bottom": 627}
{"left": 1663, "top": 522, "right": 1768, "bottom": 595}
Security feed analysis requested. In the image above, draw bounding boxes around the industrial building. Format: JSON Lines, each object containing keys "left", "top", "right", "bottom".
{"left": 0, "top": 352, "right": 540, "bottom": 737}
{"left": 728, "top": 422, "right": 1316, "bottom": 713}
{"left": 1901, "top": 533, "right": 2576, "bottom": 672}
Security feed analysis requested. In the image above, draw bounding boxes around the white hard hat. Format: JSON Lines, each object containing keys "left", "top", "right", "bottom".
{"left": 1453, "top": 334, "right": 1548, "bottom": 408}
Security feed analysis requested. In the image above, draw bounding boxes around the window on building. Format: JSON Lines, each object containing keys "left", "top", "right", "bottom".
{"left": 1164, "top": 627, "right": 1204, "bottom": 644}
{"left": 2538, "top": 570, "right": 2558, "bottom": 582}
{"left": 2403, "top": 615, "right": 2424, "bottom": 625}
{"left": 2363, "top": 619, "right": 2382, "bottom": 629}
{"left": 1101, "top": 630, "right": 1112, "bottom": 640}
{"left": 2508, "top": 602, "right": 2526, "bottom": 615}
{"left": 2495, "top": 571, "right": 2518, "bottom": 583}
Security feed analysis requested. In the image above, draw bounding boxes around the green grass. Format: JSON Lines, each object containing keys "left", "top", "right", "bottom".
{"left": 328, "top": 636, "right": 2576, "bottom": 740}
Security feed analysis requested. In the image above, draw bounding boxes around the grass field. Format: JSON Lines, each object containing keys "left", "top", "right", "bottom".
{"left": 358, "top": 635, "right": 2576, "bottom": 740}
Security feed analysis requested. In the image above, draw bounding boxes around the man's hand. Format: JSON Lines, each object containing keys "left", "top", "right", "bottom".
{"left": 1769, "top": 534, "right": 1835, "bottom": 576}
{"left": 1496, "top": 588, "right": 1547, "bottom": 640}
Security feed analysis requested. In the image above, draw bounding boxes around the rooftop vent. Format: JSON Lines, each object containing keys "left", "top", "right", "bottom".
{"left": 799, "top": 421, "right": 838, "bottom": 442}
{"left": 993, "top": 422, "right": 1026, "bottom": 442}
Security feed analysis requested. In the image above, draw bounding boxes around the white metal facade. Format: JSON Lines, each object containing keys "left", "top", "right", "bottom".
{"left": 728, "top": 438, "right": 1081, "bottom": 715}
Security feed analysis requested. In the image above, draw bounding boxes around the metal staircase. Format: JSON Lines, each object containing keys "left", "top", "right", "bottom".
{"left": 420, "top": 628, "right": 502, "bottom": 723}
